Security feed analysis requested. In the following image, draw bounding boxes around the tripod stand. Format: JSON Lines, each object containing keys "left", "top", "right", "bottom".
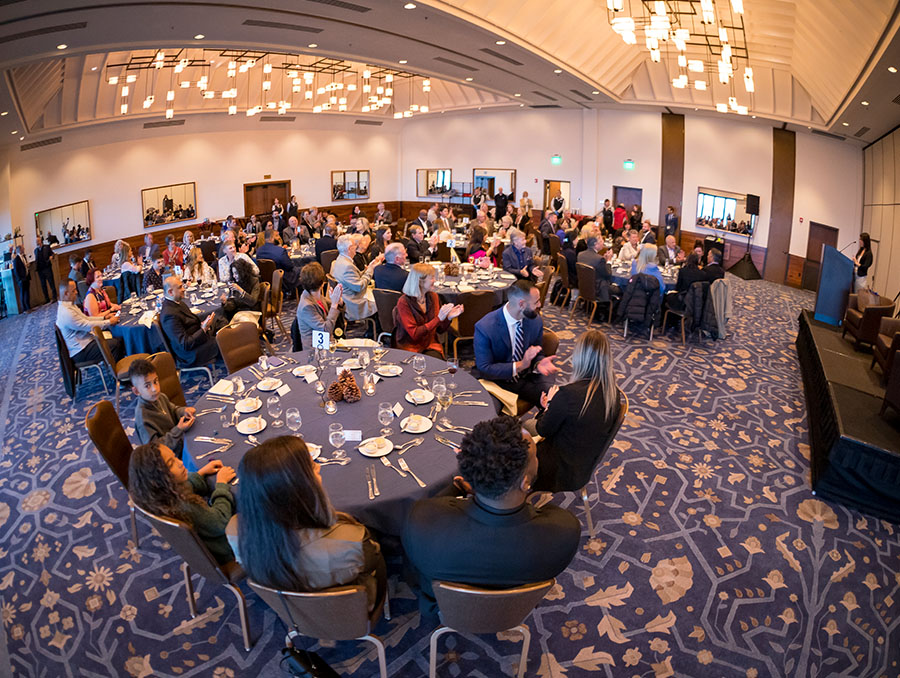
{"left": 727, "top": 227, "right": 762, "bottom": 280}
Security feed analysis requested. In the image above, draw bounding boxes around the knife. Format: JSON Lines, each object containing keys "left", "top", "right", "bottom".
{"left": 365, "top": 467, "right": 375, "bottom": 500}
{"left": 370, "top": 464, "right": 380, "bottom": 497}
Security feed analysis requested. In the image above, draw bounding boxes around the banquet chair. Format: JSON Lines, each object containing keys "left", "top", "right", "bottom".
{"left": 217, "top": 322, "right": 263, "bottom": 374}
{"left": 55, "top": 326, "right": 108, "bottom": 400}
{"left": 267, "top": 269, "right": 288, "bottom": 340}
{"left": 76, "top": 279, "right": 89, "bottom": 304}
{"left": 534, "top": 229, "right": 546, "bottom": 256}
{"left": 248, "top": 580, "right": 387, "bottom": 678}
{"left": 882, "top": 358, "right": 900, "bottom": 417}
{"left": 198, "top": 240, "right": 218, "bottom": 268}
{"left": 662, "top": 281, "right": 707, "bottom": 346}
{"left": 148, "top": 351, "right": 187, "bottom": 407}
{"left": 257, "top": 258, "right": 276, "bottom": 287}
{"left": 435, "top": 243, "right": 452, "bottom": 263}
{"left": 152, "top": 317, "right": 215, "bottom": 387}
{"left": 84, "top": 400, "right": 139, "bottom": 546}
{"left": 515, "top": 330, "right": 559, "bottom": 417}
{"left": 132, "top": 504, "right": 252, "bottom": 651}
{"left": 551, "top": 259, "right": 572, "bottom": 308}
{"left": 842, "top": 293, "right": 895, "bottom": 349}
{"left": 429, "top": 579, "right": 554, "bottom": 678}
{"left": 448, "top": 291, "right": 496, "bottom": 362}
{"left": 374, "top": 288, "right": 401, "bottom": 346}
{"left": 548, "top": 234, "right": 561, "bottom": 268}
{"left": 290, "top": 316, "right": 303, "bottom": 352}
{"left": 578, "top": 389, "right": 628, "bottom": 538}
{"left": 91, "top": 327, "right": 150, "bottom": 413}
{"left": 570, "top": 263, "right": 600, "bottom": 325}
{"left": 871, "top": 316, "right": 900, "bottom": 380}
{"left": 321, "top": 249, "right": 340, "bottom": 276}
{"left": 103, "top": 285, "right": 118, "bottom": 305}
{"left": 256, "top": 282, "right": 275, "bottom": 354}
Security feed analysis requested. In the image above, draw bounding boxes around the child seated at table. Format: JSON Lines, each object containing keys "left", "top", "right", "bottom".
{"left": 129, "top": 358, "right": 196, "bottom": 462}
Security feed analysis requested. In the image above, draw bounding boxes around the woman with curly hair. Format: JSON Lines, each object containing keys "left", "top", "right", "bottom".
{"left": 182, "top": 247, "right": 216, "bottom": 286}
{"left": 128, "top": 442, "right": 237, "bottom": 564}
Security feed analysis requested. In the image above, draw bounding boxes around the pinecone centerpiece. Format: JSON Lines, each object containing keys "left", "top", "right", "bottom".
{"left": 340, "top": 369, "right": 362, "bottom": 403}
{"left": 443, "top": 262, "right": 460, "bottom": 277}
{"left": 327, "top": 379, "right": 344, "bottom": 402}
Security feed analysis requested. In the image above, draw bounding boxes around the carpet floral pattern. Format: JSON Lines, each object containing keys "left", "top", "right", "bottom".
{"left": 1, "top": 276, "right": 898, "bottom": 678}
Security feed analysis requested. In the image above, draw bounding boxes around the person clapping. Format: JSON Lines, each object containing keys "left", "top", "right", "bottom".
{"left": 394, "top": 263, "right": 463, "bottom": 357}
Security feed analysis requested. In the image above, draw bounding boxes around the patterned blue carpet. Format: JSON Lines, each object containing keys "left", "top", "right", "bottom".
{"left": 1, "top": 277, "right": 898, "bottom": 678}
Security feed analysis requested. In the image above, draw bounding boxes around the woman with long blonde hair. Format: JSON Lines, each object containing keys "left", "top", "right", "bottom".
{"left": 394, "top": 263, "right": 463, "bottom": 357}
{"left": 529, "top": 329, "right": 621, "bottom": 492}
{"left": 631, "top": 243, "right": 665, "bottom": 291}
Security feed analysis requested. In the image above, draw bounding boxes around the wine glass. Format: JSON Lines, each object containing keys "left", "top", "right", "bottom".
{"left": 412, "top": 355, "right": 426, "bottom": 377}
{"left": 329, "top": 422, "right": 346, "bottom": 459}
{"left": 359, "top": 350, "right": 370, "bottom": 371}
{"left": 446, "top": 358, "right": 459, "bottom": 390}
{"left": 231, "top": 376, "right": 245, "bottom": 395}
{"left": 285, "top": 408, "right": 302, "bottom": 433}
{"left": 432, "top": 378, "right": 448, "bottom": 408}
{"left": 267, "top": 396, "right": 283, "bottom": 427}
{"left": 378, "top": 402, "right": 393, "bottom": 436}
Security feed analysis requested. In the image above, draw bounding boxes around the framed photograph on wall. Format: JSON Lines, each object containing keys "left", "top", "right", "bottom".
{"left": 34, "top": 200, "right": 92, "bottom": 246}
{"left": 417, "top": 168, "right": 452, "bottom": 197}
{"left": 142, "top": 181, "right": 197, "bottom": 227}
{"left": 331, "top": 170, "right": 369, "bottom": 201}
{"left": 473, "top": 168, "right": 516, "bottom": 204}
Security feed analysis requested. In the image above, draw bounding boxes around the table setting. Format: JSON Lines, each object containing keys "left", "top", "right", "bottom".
{"left": 405, "top": 261, "right": 517, "bottom": 304}
{"left": 184, "top": 348, "right": 494, "bottom": 535}
{"left": 610, "top": 260, "right": 678, "bottom": 292}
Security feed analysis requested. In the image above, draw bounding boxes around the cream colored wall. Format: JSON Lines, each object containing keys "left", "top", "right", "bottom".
{"left": 863, "top": 130, "right": 900, "bottom": 299}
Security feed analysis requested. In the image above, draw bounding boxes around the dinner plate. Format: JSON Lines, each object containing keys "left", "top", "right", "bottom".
{"left": 405, "top": 389, "right": 434, "bottom": 405}
{"left": 185, "top": 285, "right": 198, "bottom": 292}
{"left": 152, "top": 289, "right": 163, "bottom": 295}
{"left": 307, "top": 442, "right": 322, "bottom": 461}
{"left": 400, "top": 414, "right": 433, "bottom": 433}
{"left": 292, "top": 365, "right": 316, "bottom": 377}
{"left": 257, "top": 377, "right": 283, "bottom": 392}
{"left": 236, "top": 416, "right": 267, "bottom": 435}
{"left": 341, "top": 358, "right": 362, "bottom": 370}
{"left": 489, "top": 281, "right": 508, "bottom": 288}
{"left": 376, "top": 364, "right": 403, "bottom": 377}
{"left": 235, "top": 397, "right": 262, "bottom": 414}
{"left": 357, "top": 437, "right": 394, "bottom": 458}
{"left": 201, "top": 292, "right": 216, "bottom": 299}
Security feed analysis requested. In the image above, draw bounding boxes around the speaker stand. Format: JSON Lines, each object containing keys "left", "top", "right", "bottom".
{"left": 727, "top": 233, "right": 762, "bottom": 280}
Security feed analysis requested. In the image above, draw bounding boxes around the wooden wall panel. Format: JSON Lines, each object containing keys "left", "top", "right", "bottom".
{"left": 764, "top": 128, "right": 796, "bottom": 284}
{"left": 659, "top": 113, "right": 685, "bottom": 235}
{"left": 786, "top": 254, "right": 805, "bottom": 288}
{"left": 870, "top": 204, "right": 883, "bottom": 240}
{"left": 862, "top": 205, "right": 872, "bottom": 239}
{"left": 864, "top": 145, "right": 874, "bottom": 205}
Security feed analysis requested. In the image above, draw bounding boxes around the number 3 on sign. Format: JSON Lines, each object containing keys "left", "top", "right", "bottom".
{"left": 312, "top": 330, "right": 330, "bottom": 350}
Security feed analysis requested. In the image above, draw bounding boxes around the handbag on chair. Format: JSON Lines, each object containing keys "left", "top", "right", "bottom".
{"left": 280, "top": 646, "right": 340, "bottom": 678}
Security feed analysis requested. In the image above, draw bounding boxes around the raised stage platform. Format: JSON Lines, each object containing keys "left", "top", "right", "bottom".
{"left": 796, "top": 310, "right": 900, "bottom": 522}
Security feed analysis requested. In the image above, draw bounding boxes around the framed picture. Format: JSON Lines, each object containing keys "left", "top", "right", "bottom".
{"left": 417, "top": 169, "right": 452, "bottom": 197}
{"left": 473, "top": 168, "right": 516, "bottom": 205}
{"left": 34, "top": 200, "right": 92, "bottom": 246}
{"left": 142, "top": 181, "right": 197, "bottom": 228}
{"left": 331, "top": 170, "right": 369, "bottom": 201}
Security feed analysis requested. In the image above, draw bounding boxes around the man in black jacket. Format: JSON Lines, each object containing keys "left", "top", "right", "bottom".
{"left": 315, "top": 224, "right": 338, "bottom": 264}
{"left": 704, "top": 248, "right": 725, "bottom": 281}
{"left": 159, "top": 276, "right": 219, "bottom": 368}
{"left": 372, "top": 243, "right": 408, "bottom": 292}
{"left": 493, "top": 187, "right": 510, "bottom": 220}
{"left": 405, "top": 225, "right": 434, "bottom": 263}
{"left": 577, "top": 237, "right": 619, "bottom": 300}
{"left": 12, "top": 246, "right": 31, "bottom": 311}
{"left": 402, "top": 415, "right": 580, "bottom": 614}
{"left": 34, "top": 238, "right": 56, "bottom": 302}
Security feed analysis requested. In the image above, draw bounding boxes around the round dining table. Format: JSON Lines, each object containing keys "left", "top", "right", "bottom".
{"left": 184, "top": 349, "right": 494, "bottom": 536}
{"left": 405, "top": 263, "right": 518, "bottom": 305}
{"left": 610, "top": 263, "right": 678, "bottom": 292}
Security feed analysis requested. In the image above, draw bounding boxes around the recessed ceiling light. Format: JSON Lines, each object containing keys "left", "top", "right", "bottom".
{"left": 519, "top": 103, "right": 524, "bottom": 107}
{"left": 91, "top": 66, "right": 97, "bottom": 71}
{"left": 399, "top": 60, "right": 408, "bottom": 64}
{"left": 465, "top": 77, "right": 473, "bottom": 81}
{"left": 861, "top": 100, "right": 869, "bottom": 106}
{"left": 0, "top": 112, "right": 7, "bottom": 116}
{"left": 495, "top": 40, "right": 506, "bottom": 45}
{"left": 553, "top": 69, "right": 562, "bottom": 74}
{"left": 514, "top": 93, "right": 521, "bottom": 97}
{"left": 308, "top": 43, "right": 317, "bottom": 48}
{"left": 591, "top": 90, "right": 600, "bottom": 95}
{"left": 11, "top": 130, "right": 17, "bottom": 134}
{"left": 842, "top": 122, "right": 849, "bottom": 126}
{"left": 194, "top": 34, "right": 205, "bottom": 40}
{"left": 889, "top": 67, "right": 897, "bottom": 73}
{"left": 751, "top": 115, "right": 756, "bottom": 118}
{"left": 56, "top": 44, "right": 67, "bottom": 50}
{"left": 404, "top": 2, "right": 416, "bottom": 8}
{"left": 19, "top": 136, "right": 23, "bottom": 140}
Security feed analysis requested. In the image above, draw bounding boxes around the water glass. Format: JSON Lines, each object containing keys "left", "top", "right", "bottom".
{"left": 359, "top": 351, "right": 370, "bottom": 370}
{"left": 231, "top": 376, "right": 245, "bottom": 395}
{"left": 257, "top": 355, "right": 269, "bottom": 372}
{"left": 267, "top": 396, "right": 283, "bottom": 427}
{"left": 378, "top": 402, "right": 393, "bottom": 435}
{"left": 329, "top": 422, "right": 346, "bottom": 459}
{"left": 285, "top": 408, "right": 302, "bottom": 432}
{"left": 363, "top": 371, "right": 376, "bottom": 396}
{"left": 315, "top": 380, "right": 326, "bottom": 395}
{"left": 412, "top": 354, "right": 426, "bottom": 376}
{"left": 446, "top": 359, "right": 459, "bottom": 390}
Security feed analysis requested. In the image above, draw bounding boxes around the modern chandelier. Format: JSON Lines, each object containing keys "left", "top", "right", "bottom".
{"left": 104, "top": 49, "right": 434, "bottom": 119}
{"left": 606, "top": 0, "right": 753, "bottom": 115}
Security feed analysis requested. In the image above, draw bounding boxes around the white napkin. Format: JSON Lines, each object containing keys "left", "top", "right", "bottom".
{"left": 336, "top": 338, "right": 380, "bottom": 348}
{"left": 190, "top": 307, "right": 203, "bottom": 315}
{"left": 458, "top": 284, "right": 475, "bottom": 293}
{"left": 138, "top": 311, "right": 156, "bottom": 328}
{"left": 209, "top": 379, "right": 235, "bottom": 396}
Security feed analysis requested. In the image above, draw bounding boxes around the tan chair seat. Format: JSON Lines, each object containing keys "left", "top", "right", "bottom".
{"left": 221, "top": 559, "right": 246, "bottom": 584}
{"left": 845, "top": 308, "right": 863, "bottom": 328}
{"left": 115, "top": 353, "right": 150, "bottom": 381}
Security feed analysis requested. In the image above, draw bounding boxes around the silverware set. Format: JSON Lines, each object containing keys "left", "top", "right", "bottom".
{"left": 195, "top": 406, "right": 226, "bottom": 416}
{"left": 434, "top": 435, "right": 460, "bottom": 451}
{"left": 365, "top": 465, "right": 380, "bottom": 500}
{"left": 317, "top": 457, "right": 351, "bottom": 466}
{"left": 194, "top": 437, "right": 234, "bottom": 459}
{"left": 400, "top": 355, "right": 416, "bottom": 365}
{"left": 207, "top": 395, "right": 235, "bottom": 404}
{"left": 436, "top": 419, "right": 471, "bottom": 434}
{"left": 380, "top": 456, "right": 406, "bottom": 477}
{"left": 395, "top": 438, "right": 423, "bottom": 455}
{"left": 248, "top": 366, "right": 264, "bottom": 379}
{"left": 449, "top": 400, "right": 490, "bottom": 407}
{"left": 397, "top": 458, "right": 426, "bottom": 487}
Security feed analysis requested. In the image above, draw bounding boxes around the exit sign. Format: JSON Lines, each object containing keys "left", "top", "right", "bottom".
{"left": 551, "top": 155, "right": 562, "bottom": 166}
{"left": 623, "top": 159, "right": 635, "bottom": 170}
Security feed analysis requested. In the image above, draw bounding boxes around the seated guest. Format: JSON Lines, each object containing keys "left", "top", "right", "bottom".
{"left": 704, "top": 248, "right": 725, "bottom": 281}
{"left": 373, "top": 202, "right": 393, "bottom": 225}
{"left": 162, "top": 235, "right": 184, "bottom": 268}
{"left": 68, "top": 254, "right": 85, "bottom": 284}
{"left": 406, "top": 225, "right": 435, "bottom": 264}
{"left": 373, "top": 242, "right": 408, "bottom": 292}
{"left": 110, "top": 240, "right": 127, "bottom": 268}
{"left": 129, "top": 358, "right": 196, "bottom": 460}
{"left": 183, "top": 247, "right": 216, "bottom": 286}
{"left": 218, "top": 230, "right": 237, "bottom": 259}
{"left": 218, "top": 241, "right": 258, "bottom": 284}
{"left": 129, "top": 441, "right": 236, "bottom": 564}
{"left": 83, "top": 270, "right": 121, "bottom": 316}
{"left": 577, "top": 236, "right": 618, "bottom": 299}
{"left": 353, "top": 233, "right": 372, "bottom": 270}
{"left": 245, "top": 214, "right": 261, "bottom": 235}
{"left": 631, "top": 244, "right": 665, "bottom": 291}
{"left": 539, "top": 212, "right": 557, "bottom": 254}
{"left": 561, "top": 231, "right": 579, "bottom": 283}
{"left": 692, "top": 238, "right": 705, "bottom": 262}
{"left": 224, "top": 258, "right": 261, "bottom": 316}
{"left": 80, "top": 250, "right": 95, "bottom": 278}
{"left": 181, "top": 231, "right": 195, "bottom": 258}
{"left": 395, "top": 263, "right": 463, "bottom": 357}
{"left": 331, "top": 235, "right": 382, "bottom": 323}
{"left": 618, "top": 230, "right": 640, "bottom": 264}
{"left": 142, "top": 254, "right": 166, "bottom": 293}
{"left": 525, "top": 330, "right": 622, "bottom": 492}
{"left": 466, "top": 229, "right": 499, "bottom": 266}
{"left": 639, "top": 220, "right": 656, "bottom": 246}
{"left": 315, "top": 224, "right": 338, "bottom": 264}
{"left": 513, "top": 205, "right": 531, "bottom": 232}
{"left": 228, "top": 436, "right": 386, "bottom": 611}
{"left": 296, "top": 263, "right": 343, "bottom": 349}
{"left": 255, "top": 229, "right": 295, "bottom": 272}
{"left": 670, "top": 252, "right": 706, "bottom": 311}
{"left": 159, "top": 276, "right": 219, "bottom": 368}
{"left": 502, "top": 228, "right": 544, "bottom": 282}
{"left": 658, "top": 235, "right": 683, "bottom": 267}
{"left": 402, "top": 415, "right": 580, "bottom": 612}
{"left": 140, "top": 234, "right": 159, "bottom": 262}
{"left": 370, "top": 226, "right": 392, "bottom": 257}
{"left": 474, "top": 280, "right": 558, "bottom": 410}
{"left": 56, "top": 280, "right": 123, "bottom": 363}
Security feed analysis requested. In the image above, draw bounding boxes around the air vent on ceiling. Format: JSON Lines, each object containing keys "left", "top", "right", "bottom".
{"left": 530, "top": 104, "right": 561, "bottom": 109}
{"left": 242, "top": 19, "right": 322, "bottom": 33}
{"left": 144, "top": 119, "right": 185, "bottom": 129}
{"left": 855, "top": 126, "right": 871, "bottom": 137}
{"left": 433, "top": 56, "right": 478, "bottom": 72}
{"left": 260, "top": 115, "right": 296, "bottom": 122}
{"left": 531, "top": 90, "right": 556, "bottom": 101}
{"left": 811, "top": 129, "right": 845, "bottom": 141}
{"left": 479, "top": 48, "right": 523, "bottom": 66}
{"left": 0, "top": 21, "right": 87, "bottom": 44}
{"left": 20, "top": 136, "right": 61, "bottom": 152}
{"left": 305, "top": 0, "right": 371, "bottom": 11}
{"left": 355, "top": 119, "right": 383, "bottom": 126}
{"left": 570, "top": 89, "right": 592, "bottom": 101}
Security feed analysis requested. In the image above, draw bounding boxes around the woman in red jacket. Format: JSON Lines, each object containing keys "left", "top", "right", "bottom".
{"left": 162, "top": 234, "right": 184, "bottom": 268}
{"left": 393, "top": 263, "right": 463, "bottom": 357}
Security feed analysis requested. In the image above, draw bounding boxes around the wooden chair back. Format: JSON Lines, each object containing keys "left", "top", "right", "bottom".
{"left": 374, "top": 288, "right": 401, "bottom": 335}
{"left": 84, "top": 400, "right": 132, "bottom": 488}
{"left": 148, "top": 351, "right": 187, "bottom": 407}
{"left": 455, "top": 291, "right": 495, "bottom": 337}
{"left": 321, "top": 249, "right": 340, "bottom": 275}
{"left": 269, "top": 269, "right": 284, "bottom": 314}
{"left": 103, "top": 285, "right": 119, "bottom": 305}
{"left": 257, "top": 258, "right": 276, "bottom": 287}
{"left": 433, "top": 579, "right": 554, "bottom": 635}
{"left": 216, "top": 322, "right": 263, "bottom": 374}
{"left": 576, "top": 263, "right": 598, "bottom": 303}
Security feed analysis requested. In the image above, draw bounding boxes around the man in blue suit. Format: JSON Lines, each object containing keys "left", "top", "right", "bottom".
{"left": 502, "top": 229, "right": 544, "bottom": 282}
{"left": 474, "top": 280, "right": 558, "bottom": 411}
{"left": 255, "top": 229, "right": 296, "bottom": 272}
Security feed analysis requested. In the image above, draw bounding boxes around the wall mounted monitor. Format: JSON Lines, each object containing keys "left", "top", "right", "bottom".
{"left": 142, "top": 182, "right": 197, "bottom": 228}
{"left": 35, "top": 200, "right": 92, "bottom": 246}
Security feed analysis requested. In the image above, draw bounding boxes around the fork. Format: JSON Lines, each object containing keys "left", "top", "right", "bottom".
{"left": 380, "top": 456, "right": 407, "bottom": 477}
{"left": 396, "top": 438, "right": 423, "bottom": 455}
{"left": 400, "top": 355, "right": 416, "bottom": 364}
{"left": 397, "top": 458, "right": 426, "bottom": 488}
{"left": 196, "top": 442, "right": 233, "bottom": 459}
{"left": 438, "top": 417, "right": 472, "bottom": 432}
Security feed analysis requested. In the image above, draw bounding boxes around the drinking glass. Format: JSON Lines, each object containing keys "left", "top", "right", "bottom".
{"left": 362, "top": 371, "right": 376, "bottom": 396}
{"left": 412, "top": 355, "right": 426, "bottom": 377}
{"left": 432, "top": 378, "right": 448, "bottom": 408}
{"left": 359, "top": 350, "right": 370, "bottom": 371}
{"left": 446, "top": 358, "right": 459, "bottom": 390}
{"left": 378, "top": 402, "right": 393, "bottom": 436}
{"left": 231, "top": 376, "right": 245, "bottom": 395}
{"left": 267, "top": 396, "right": 283, "bottom": 427}
{"left": 329, "top": 422, "right": 346, "bottom": 459}
{"left": 285, "top": 408, "right": 302, "bottom": 432}
{"left": 315, "top": 380, "right": 326, "bottom": 395}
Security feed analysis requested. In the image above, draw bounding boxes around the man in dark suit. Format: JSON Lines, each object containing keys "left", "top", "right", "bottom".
{"left": 411, "top": 209, "right": 430, "bottom": 233}
{"left": 639, "top": 221, "right": 656, "bottom": 246}
{"left": 493, "top": 188, "right": 510, "bottom": 220}
{"left": 12, "top": 246, "right": 31, "bottom": 311}
{"left": 474, "top": 280, "right": 557, "bottom": 410}
{"left": 140, "top": 234, "right": 160, "bottom": 262}
{"left": 502, "top": 229, "right": 543, "bottom": 282}
{"left": 315, "top": 224, "right": 338, "bottom": 264}
{"left": 256, "top": 230, "right": 296, "bottom": 272}
{"left": 577, "top": 236, "right": 618, "bottom": 300}
{"left": 373, "top": 202, "right": 393, "bottom": 225}
{"left": 405, "top": 225, "right": 434, "bottom": 263}
{"left": 704, "top": 248, "right": 725, "bottom": 281}
{"left": 373, "top": 243, "right": 408, "bottom": 292}
{"left": 658, "top": 235, "right": 683, "bottom": 267}
{"left": 79, "top": 250, "right": 95, "bottom": 278}
{"left": 402, "top": 414, "right": 580, "bottom": 614}
{"left": 34, "top": 238, "right": 56, "bottom": 302}
{"left": 159, "top": 276, "right": 219, "bottom": 368}
{"left": 664, "top": 206, "right": 679, "bottom": 237}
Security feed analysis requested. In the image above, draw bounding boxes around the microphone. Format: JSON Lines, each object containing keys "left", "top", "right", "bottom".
{"left": 838, "top": 241, "right": 856, "bottom": 254}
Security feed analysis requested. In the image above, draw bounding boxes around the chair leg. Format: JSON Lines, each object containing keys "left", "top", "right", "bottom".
{"left": 453, "top": 338, "right": 460, "bottom": 363}
{"left": 182, "top": 563, "right": 197, "bottom": 618}
{"left": 581, "top": 486, "right": 595, "bottom": 538}
{"left": 201, "top": 366, "right": 214, "bottom": 387}
{"left": 226, "top": 583, "right": 252, "bottom": 651}
{"left": 429, "top": 626, "right": 454, "bottom": 678}
{"left": 361, "top": 634, "right": 388, "bottom": 678}
{"left": 680, "top": 318, "right": 686, "bottom": 346}
{"left": 514, "top": 624, "right": 532, "bottom": 678}
{"left": 623, "top": 318, "right": 628, "bottom": 338}
{"left": 129, "top": 504, "right": 139, "bottom": 547}
{"left": 114, "top": 383, "right": 120, "bottom": 414}
{"left": 383, "top": 587, "right": 391, "bottom": 621}
{"left": 587, "top": 303, "right": 597, "bottom": 326}
{"left": 275, "top": 315, "right": 288, "bottom": 340}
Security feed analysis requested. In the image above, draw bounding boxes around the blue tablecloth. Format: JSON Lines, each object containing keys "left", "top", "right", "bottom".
{"left": 610, "top": 265, "right": 678, "bottom": 293}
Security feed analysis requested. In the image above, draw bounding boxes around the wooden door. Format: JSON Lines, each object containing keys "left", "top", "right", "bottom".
{"left": 243, "top": 180, "right": 291, "bottom": 218}
{"left": 543, "top": 180, "right": 570, "bottom": 213}
{"left": 613, "top": 186, "right": 643, "bottom": 212}
{"left": 801, "top": 222, "right": 838, "bottom": 291}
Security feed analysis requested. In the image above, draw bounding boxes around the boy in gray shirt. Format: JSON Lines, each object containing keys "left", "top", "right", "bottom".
{"left": 129, "top": 358, "right": 196, "bottom": 461}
